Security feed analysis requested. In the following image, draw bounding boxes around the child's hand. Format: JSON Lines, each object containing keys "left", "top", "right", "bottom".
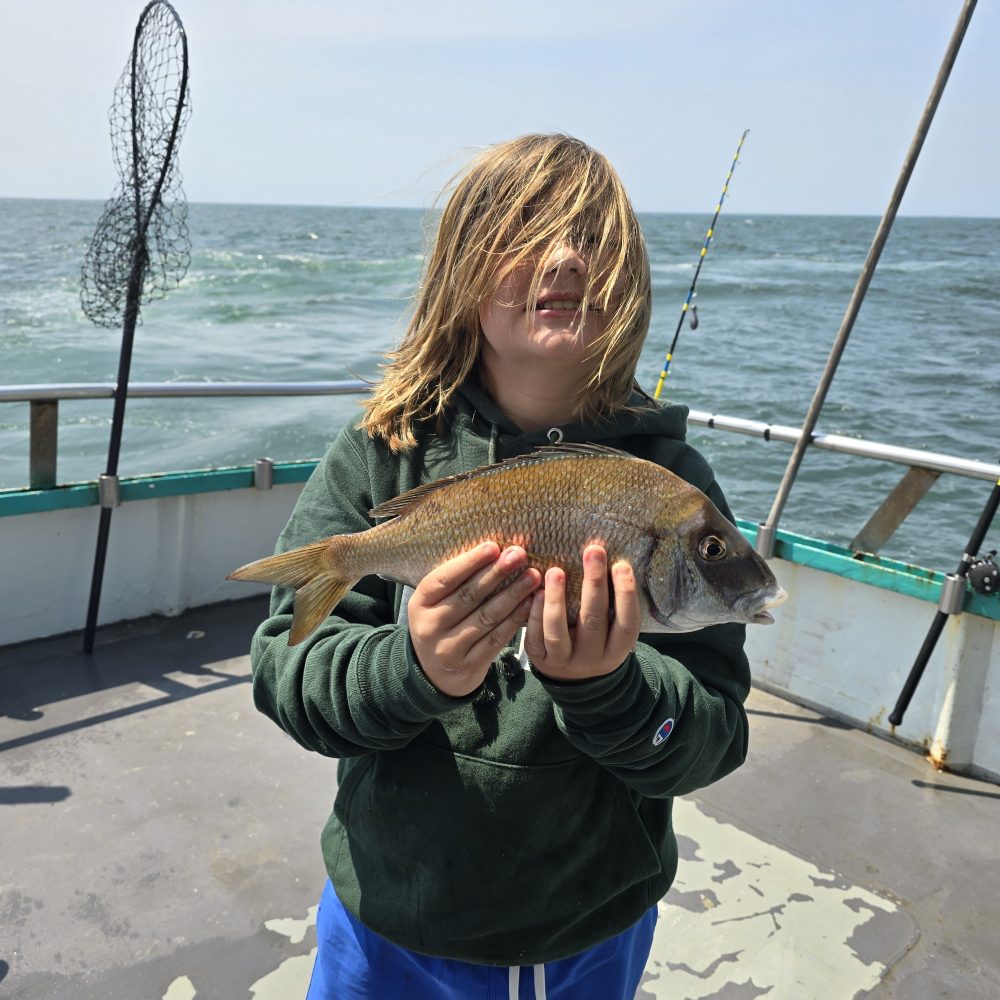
{"left": 524, "top": 544, "right": 641, "bottom": 682}
{"left": 408, "top": 543, "right": 541, "bottom": 698}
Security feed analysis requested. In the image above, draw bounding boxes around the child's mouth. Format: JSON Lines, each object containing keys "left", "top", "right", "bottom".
{"left": 534, "top": 299, "right": 600, "bottom": 314}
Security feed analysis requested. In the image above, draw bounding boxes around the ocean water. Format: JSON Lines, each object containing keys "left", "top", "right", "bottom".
{"left": 1, "top": 198, "right": 998, "bottom": 571}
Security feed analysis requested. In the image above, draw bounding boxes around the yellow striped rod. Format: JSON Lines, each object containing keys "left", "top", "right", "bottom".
{"left": 653, "top": 129, "right": 750, "bottom": 399}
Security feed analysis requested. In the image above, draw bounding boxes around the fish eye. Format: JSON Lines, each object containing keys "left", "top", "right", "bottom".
{"left": 698, "top": 535, "right": 727, "bottom": 561}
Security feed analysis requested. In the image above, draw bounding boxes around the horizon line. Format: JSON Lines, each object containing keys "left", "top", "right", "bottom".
{"left": 1, "top": 194, "right": 998, "bottom": 223}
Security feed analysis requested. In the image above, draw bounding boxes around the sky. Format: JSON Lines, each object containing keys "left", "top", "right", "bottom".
{"left": 1, "top": 0, "right": 996, "bottom": 216}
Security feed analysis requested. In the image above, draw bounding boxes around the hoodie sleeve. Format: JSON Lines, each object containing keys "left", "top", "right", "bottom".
{"left": 249, "top": 428, "right": 476, "bottom": 758}
{"left": 534, "top": 473, "right": 751, "bottom": 799}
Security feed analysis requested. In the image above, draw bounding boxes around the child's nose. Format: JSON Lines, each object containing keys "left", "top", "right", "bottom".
{"left": 544, "top": 241, "right": 588, "bottom": 276}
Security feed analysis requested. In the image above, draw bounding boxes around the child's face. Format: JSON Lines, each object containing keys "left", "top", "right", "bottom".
{"left": 478, "top": 240, "right": 617, "bottom": 376}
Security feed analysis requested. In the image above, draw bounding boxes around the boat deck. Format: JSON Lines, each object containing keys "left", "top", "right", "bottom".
{"left": 2, "top": 597, "right": 998, "bottom": 1000}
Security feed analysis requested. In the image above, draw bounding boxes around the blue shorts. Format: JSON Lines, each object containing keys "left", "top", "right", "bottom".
{"left": 306, "top": 880, "right": 656, "bottom": 1000}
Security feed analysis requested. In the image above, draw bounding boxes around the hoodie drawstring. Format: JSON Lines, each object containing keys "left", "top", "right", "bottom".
{"left": 488, "top": 421, "right": 499, "bottom": 465}
{"left": 508, "top": 965, "right": 547, "bottom": 999}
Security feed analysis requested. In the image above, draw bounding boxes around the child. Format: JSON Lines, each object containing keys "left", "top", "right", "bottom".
{"left": 249, "top": 133, "right": 751, "bottom": 999}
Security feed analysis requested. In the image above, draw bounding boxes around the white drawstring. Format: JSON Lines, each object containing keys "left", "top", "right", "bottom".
{"left": 533, "top": 963, "right": 547, "bottom": 999}
{"left": 508, "top": 964, "right": 547, "bottom": 999}
{"left": 516, "top": 625, "right": 530, "bottom": 673}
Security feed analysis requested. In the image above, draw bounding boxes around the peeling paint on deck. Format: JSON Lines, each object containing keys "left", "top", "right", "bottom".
{"left": 248, "top": 905, "right": 318, "bottom": 999}
{"left": 249, "top": 951, "right": 318, "bottom": 1000}
{"left": 641, "top": 799, "right": 915, "bottom": 998}
{"left": 263, "top": 905, "right": 317, "bottom": 945}
{"left": 162, "top": 975, "right": 196, "bottom": 1000}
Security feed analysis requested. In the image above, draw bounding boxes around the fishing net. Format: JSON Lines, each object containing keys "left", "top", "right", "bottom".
{"left": 81, "top": 1, "right": 191, "bottom": 328}
{"left": 80, "top": 1, "right": 192, "bottom": 654}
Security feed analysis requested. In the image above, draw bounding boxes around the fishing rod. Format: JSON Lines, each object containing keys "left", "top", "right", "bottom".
{"left": 888, "top": 469, "right": 1000, "bottom": 728}
{"left": 653, "top": 128, "right": 749, "bottom": 399}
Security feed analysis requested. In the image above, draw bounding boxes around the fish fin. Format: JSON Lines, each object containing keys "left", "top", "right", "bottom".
{"left": 368, "top": 444, "right": 640, "bottom": 520}
{"left": 227, "top": 539, "right": 331, "bottom": 589}
{"left": 534, "top": 442, "right": 634, "bottom": 459}
{"left": 228, "top": 538, "right": 357, "bottom": 645}
{"left": 288, "top": 573, "right": 354, "bottom": 646}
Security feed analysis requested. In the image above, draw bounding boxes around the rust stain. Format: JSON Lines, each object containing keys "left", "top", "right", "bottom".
{"left": 868, "top": 707, "right": 886, "bottom": 730}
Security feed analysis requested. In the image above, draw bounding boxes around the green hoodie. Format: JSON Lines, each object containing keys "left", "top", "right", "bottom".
{"left": 249, "top": 381, "right": 750, "bottom": 965}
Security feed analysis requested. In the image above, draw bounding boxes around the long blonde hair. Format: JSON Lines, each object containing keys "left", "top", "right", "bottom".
{"left": 361, "top": 133, "right": 652, "bottom": 451}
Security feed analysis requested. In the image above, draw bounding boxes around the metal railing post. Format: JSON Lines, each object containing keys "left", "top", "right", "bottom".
{"left": 29, "top": 399, "right": 58, "bottom": 490}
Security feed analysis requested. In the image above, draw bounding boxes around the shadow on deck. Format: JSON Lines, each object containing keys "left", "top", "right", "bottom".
{"left": 1, "top": 596, "right": 268, "bottom": 738}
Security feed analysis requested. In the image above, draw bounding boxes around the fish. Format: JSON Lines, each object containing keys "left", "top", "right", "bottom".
{"left": 228, "top": 444, "right": 787, "bottom": 645}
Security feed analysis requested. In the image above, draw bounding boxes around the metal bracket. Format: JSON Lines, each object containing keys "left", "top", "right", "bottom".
{"left": 254, "top": 458, "right": 274, "bottom": 490}
{"left": 850, "top": 465, "right": 941, "bottom": 555}
{"left": 938, "top": 572, "right": 966, "bottom": 615}
{"left": 755, "top": 522, "right": 776, "bottom": 559}
{"left": 98, "top": 474, "right": 121, "bottom": 509}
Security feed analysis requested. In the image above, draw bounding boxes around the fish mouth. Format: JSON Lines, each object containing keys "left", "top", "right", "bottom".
{"left": 745, "top": 584, "right": 788, "bottom": 625}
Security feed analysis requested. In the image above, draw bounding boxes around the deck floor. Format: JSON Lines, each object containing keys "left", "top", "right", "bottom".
{"left": 1, "top": 598, "right": 998, "bottom": 999}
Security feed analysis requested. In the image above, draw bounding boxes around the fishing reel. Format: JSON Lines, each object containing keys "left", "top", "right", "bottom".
{"left": 968, "top": 551, "right": 999, "bottom": 596}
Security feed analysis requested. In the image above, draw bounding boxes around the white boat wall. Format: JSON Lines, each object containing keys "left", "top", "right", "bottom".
{"left": 0, "top": 467, "right": 306, "bottom": 647}
{"left": 2, "top": 448, "right": 998, "bottom": 782}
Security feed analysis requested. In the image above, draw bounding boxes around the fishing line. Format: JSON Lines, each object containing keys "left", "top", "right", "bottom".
{"left": 653, "top": 128, "right": 749, "bottom": 399}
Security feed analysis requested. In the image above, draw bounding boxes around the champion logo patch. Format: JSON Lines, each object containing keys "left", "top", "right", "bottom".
{"left": 652, "top": 718, "right": 675, "bottom": 746}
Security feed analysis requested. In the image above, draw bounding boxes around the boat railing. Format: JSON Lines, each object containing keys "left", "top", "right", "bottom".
{"left": 3, "top": 380, "right": 999, "bottom": 556}
{"left": 3, "top": 380, "right": 369, "bottom": 492}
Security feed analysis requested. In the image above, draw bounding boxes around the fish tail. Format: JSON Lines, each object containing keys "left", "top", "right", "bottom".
{"left": 227, "top": 538, "right": 356, "bottom": 645}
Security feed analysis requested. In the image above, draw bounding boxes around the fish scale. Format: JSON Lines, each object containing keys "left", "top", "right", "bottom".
{"left": 356, "top": 455, "right": 665, "bottom": 609}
